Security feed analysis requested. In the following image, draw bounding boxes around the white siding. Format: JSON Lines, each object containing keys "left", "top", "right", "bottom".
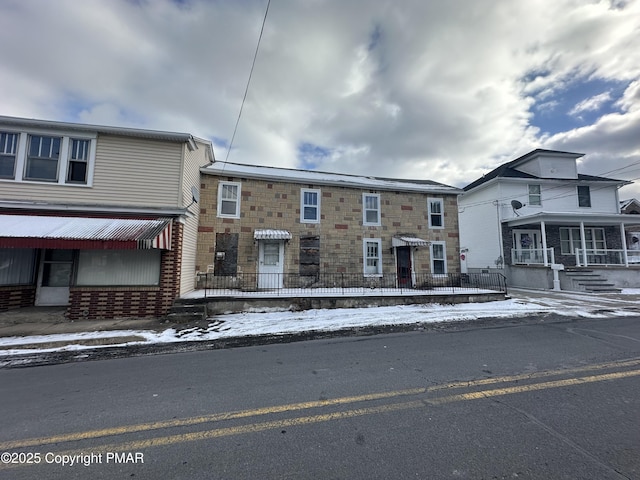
{"left": 179, "top": 141, "right": 210, "bottom": 295}
{"left": 0, "top": 134, "right": 183, "bottom": 207}
{"left": 515, "top": 155, "right": 577, "bottom": 179}
{"left": 458, "top": 185, "right": 504, "bottom": 270}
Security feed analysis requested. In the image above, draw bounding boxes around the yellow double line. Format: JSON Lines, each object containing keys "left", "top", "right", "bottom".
{"left": 1, "top": 358, "right": 639, "bottom": 469}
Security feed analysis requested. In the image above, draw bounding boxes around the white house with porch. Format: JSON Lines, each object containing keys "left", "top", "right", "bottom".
{"left": 459, "top": 149, "right": 640, "bottom": 291}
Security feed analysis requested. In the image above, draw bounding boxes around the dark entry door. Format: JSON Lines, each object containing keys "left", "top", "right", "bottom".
{"left": 396, "top": 246, "right": 412, "bottom": 287}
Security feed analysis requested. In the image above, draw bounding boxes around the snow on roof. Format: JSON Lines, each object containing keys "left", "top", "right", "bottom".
{"left": 202, "top": 162, "right": 461, "bottom": 194}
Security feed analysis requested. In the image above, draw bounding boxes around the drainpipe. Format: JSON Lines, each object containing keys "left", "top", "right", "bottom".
{"left": 495, "top": 201, "right": 504, "bottom": 268}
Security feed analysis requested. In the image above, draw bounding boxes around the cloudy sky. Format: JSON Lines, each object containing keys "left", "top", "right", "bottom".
{"left": 1, "top": 0, "right": 639, "bottom": 199}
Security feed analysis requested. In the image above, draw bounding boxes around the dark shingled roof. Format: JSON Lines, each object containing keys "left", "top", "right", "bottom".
{"left": 463, "top": 149, "right": 625, "bottom": 191}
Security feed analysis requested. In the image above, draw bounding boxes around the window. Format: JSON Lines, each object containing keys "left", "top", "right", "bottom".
{"left": 430, "top": 242, "right": 447, "bottom": 274}
{"left": 528, "top": 184, "right": 541, "bottom": 206}
{"left": 577, "top": 185, "right": 591, "bottom": 208}
{"left": 560, "top": 227, "right": 606, "bottom": 255}
{"left": 0, "top": 132, "right": 18, "bottom": 179}
{"left": 363, "top": 193, "right": 381, "bottom": 226}
{"left": 428, "top": 198, "right": 444, "bottom": 228}
{"left": 0, "top": 129, "right": 95, "bottom": 185}
{"left": 24, "top": 135, "right": 61, "bottom": 181}
{"left": 301, "top": 188, "right": 320, "bottom": 223}
{"left": 67, "top": 138, "right": 90, "bottom": 184}
{"left": 0, "top": 248, "right": 37, "bottom": 285}
{"left": 217, "top": 182, "right": 241, "bottom": 218}
{"left": 76, "top": 250, "right": 161, "bottom": 286}
{"left": 363, "top": 239, "right": 382, "bottom": 276}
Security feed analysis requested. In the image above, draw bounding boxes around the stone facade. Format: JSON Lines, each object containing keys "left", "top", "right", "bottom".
{"left": 196, "top": 175, "right": 460, "bottom": 283}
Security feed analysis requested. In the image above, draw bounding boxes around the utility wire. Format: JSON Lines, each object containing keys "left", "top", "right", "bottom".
{"left": 223, "top": 0, "right": 271, "bottom": 165}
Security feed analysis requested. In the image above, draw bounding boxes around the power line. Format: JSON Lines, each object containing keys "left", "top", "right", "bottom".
{"left": 223, "top": 0, "right": 271, "bottom": 164}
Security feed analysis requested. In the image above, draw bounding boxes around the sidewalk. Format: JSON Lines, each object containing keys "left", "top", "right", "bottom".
{"left": 1, "top": 288, "right": 639, "bottom": 362}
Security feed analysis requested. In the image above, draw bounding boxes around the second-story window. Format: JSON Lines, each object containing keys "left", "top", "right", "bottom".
{"left": 301, "top": 188, "right": 320, "bottom": 223}
{"left": 428, "top": 198, "right": 444, "bottom": 228}
{"left": 66, "top": 138, "right": 90, "bottom": 184}
{"left": 577, "top": 185, "right": 591, "bottom": 208}
{"left": 217, "top": 181, "right": 241, "bottom": 218}
{"left": 0, "top": 132, "right": 17, "bottom": 179}
{"left": 24, "top": 135, "right": 61, "bottom": 181}
{"left": 528, "top": 184, "right": 541, "bottom": 206}
{"left": 363, "top": 193, "right": 381, "bottom": 226}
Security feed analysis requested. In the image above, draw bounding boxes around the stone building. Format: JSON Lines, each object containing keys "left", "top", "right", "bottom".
{"left": 196, "top": 162, "right": 462, "bottom": 289}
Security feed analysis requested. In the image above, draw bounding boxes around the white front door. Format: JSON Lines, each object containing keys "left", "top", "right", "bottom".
{"left": 513, "top": 230, "right": 542, "bottom": 263}
{"left": 258, "top": 241, "right": 284, "bottom": 289}
{"left": 36, "top": 249, "right": 74, "bottom": 306}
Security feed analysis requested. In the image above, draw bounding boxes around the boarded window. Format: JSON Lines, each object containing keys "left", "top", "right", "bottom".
{"left": 299, "top": 236, "right": 320, "bottom": 276}
{"left": 214, "top": 233, "right": 239, "bottom": 275}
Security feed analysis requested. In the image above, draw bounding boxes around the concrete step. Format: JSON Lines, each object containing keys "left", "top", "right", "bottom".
{"left": 166, "top": 303, "right": 207, "bottom": 323}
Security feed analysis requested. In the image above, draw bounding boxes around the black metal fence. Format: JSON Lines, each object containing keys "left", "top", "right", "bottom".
{"left": 195, "top": 272, "right": 507, "bottom": 297}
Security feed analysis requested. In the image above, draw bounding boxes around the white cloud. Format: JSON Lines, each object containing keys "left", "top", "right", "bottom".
{"left": 569, "top": 92, "right": 612, "bottom": 116}
{"left": 0, "top": 0, "right": 639, "bottom": 197}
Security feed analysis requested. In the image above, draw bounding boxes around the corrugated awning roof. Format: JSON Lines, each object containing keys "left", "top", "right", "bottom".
{"left": 0, "top": 215, "right": 172, "bottom": 250}
{"left": 254, "top": 229, "right": 292, "bottom": 240}
{"left": 392, "top": 236, "right": 430, "bottom": 247}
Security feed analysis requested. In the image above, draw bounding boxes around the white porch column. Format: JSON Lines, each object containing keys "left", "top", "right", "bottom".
{"left": 580, "top": 221, "right": 588, "bottom": 267}
{"left": 541, "top": 221, "right": 549, "bottom": 266}
{"left": 621, "top": 222, "right": 628, "bottom": 267}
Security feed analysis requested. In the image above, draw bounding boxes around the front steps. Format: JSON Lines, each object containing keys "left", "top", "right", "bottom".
{"left": 564, "top": 268, "right": 622, "bottom": 293}
{"left": 165, "top": 303, "right": 208, "bottom": 323}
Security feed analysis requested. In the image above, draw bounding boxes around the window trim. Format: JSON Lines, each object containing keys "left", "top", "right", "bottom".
{"left": 528, "top": 184, "right": 541, "bottom": 206}
{"left": 428, "top": 197, "right": 444, "bottom": 229}
{"left": 0, "top": 132, "right": 18, "bottom": 180}
{"left": 430, "top": 241, "right": 447, "bottom": 275}
{"left": 363, "top": 238, "right": 383, "bottom": 277}
{"left": 363, "top": 193, "right": 381, "bottom": 226}
{"left": 0, "top": 129, "right": 96, "bottom": 186}
{"left": 300, "top": 188, "right": 321, "bottom": 223}
{"left": 217, "top": 181, "right": 241, "bottom": 218}
{"left": 577, "top": 185, "right": 591, "bottom": 208}
{"left": 559, "top": 227, "right": 606, "bottom": 255}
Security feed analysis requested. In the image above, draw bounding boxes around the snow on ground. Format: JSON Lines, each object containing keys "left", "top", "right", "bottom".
{"left": 1, "top": 293, "right": 638, "bottom": 356}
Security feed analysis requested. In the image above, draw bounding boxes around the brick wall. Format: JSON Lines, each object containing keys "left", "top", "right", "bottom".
{"left": 66, "top": 220, "right": 183, "bottom": 320}
{"left": 196, "top": 176, "right": 461, "bottom": 277}
{"left": 0, "top": 286, "right": 36, "bottom": 311}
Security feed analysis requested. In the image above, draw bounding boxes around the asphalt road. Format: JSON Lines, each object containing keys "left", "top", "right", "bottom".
{"left": 1, "top": 314, "right": 639, "bottom": 479}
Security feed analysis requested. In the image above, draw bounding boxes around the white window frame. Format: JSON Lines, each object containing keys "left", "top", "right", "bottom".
{"left": 300, "top": 188, "right": 320, "bottom": 223}
{"left": 528, "top": 184, "right": 541, "bottom": 206}
{"left": 428, "top": 198, "right": 444, "bottom": 229}
{"left": 559, "top": 227, "right": 606, "bottom": 255}
{"left": 0, "top": 129, "right": 96, "bottom": 186}
{"left": 66, "top": 138, "right": 91, "bottom": 184}
{"left": 0, "top": 132, "right": 18, "bottom": 179}
{"left": 363, "top": 238, "right": 383, "bottom": 277}
{"left": 217, "top": 181, "right": 241, "bottom": 218}
{"left": 430, "top": 241, "right": 447, "bottom": 275}
{"left": 363, "top": 193, "right": 381, "bottom": 226}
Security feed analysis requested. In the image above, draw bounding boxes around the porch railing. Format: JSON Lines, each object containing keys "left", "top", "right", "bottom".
{"left": 195, "top": 272, "right": 507, "bottom": 298}
{"left": 511, "top": 248, "right": 555, "bottom": 266}
{"left": 576, "top": 249, "right": 640, "bottom": 266}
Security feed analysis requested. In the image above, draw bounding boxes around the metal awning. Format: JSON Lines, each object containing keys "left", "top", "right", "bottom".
{"left": 254, "top": 229, "right": 292, "bottom": 240}
{"left": 392, "top": 236, "right": 430, "bottom": 247}
{"left": 0, "top": 214, "right": 172, "bottom": 250}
